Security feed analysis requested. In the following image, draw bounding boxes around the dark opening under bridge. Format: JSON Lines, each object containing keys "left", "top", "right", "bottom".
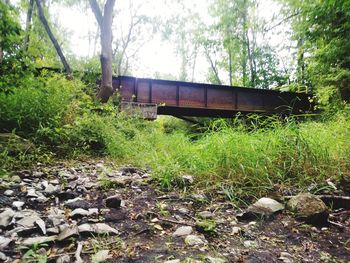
{"left": 114, "top": 76, "right": 313, "bottom": 119}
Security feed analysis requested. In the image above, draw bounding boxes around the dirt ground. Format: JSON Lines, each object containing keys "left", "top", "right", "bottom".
{"left": 0, "top": 161, "right": 349, "bottom": 262}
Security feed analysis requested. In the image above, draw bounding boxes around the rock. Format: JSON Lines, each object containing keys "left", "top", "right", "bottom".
{"left": 88, "top": 208, "right": 99, "bottom": 216}
{"left": 4, "top": 190, "right": 14, "bottom": 196}
{"left": 104, "top": 209, "right": 126, "bottom": 222}
{"left": 0, "top": 196, "right": 13, "bottom": 207}
{"left": 164, "top": 260, "right": 180, "bottom": 263}
{"left": 231, "top": 226, "right": 241, "bottom": 235}
{"left": 78, "top": 223, "right": 119, "bottom": 235}
{"left": 35, "top": 218, "right": 46, "bottom": 235}
{"left": 172, "top": 226, "right": 193, "bottom": 237}
{"left": 178, "top": 207, "right": 189, "bottom": 214}
{"left": 279, "top": 252, "right": 294, "bottom": 263}
{"left": 91, "top": 250, "right": 111, "bottom": 262}
{"left": 0, "top": 208, "right": 15, "bottom": 228}
{"left": 21, "top": 235, "right": 57, "bottom": 246}
{"left": 184, "top": 234, "right": 207, "bottom": 246}
{"left": 12, "top": 175, "right": 21, "bottom": 183}
{"left": 240, "top": 197, "right": 284, "bottom": 220}
{"left": 198, "top": 211, "right": 214, "bottom": 219}
{"left": 181, "top": 175, "right": 194, "bottom": 185}
{"left": 71, "top": 208, "right": 90, "bottom": 218}
{"left": 44, "top": 184, "right": 59, "bottom": 196}
{"left": 65, "top": 198, "right": 91, "bottom": 210}
{"left": 16, "top": 210, "right": 41, "bottom": 228}
{"left": 243, "top": 240, "right": 256, "bottom": 248}
{"left": 12, "top": 201, "right": 25, "bottom": 210}
{"left": 0, "top": 236, "right": 12, "bottom": 249}
{"left": 56, "top": 255, "right": 71, "bottom": 263}
{"left": 47, "top": 227, "right": 60, "bottom": 235}
{"left": 47, "top": 208, "right": 65, "bottom": 227}
{"left": 26, "top": 188, "right": 38, "bottom": 198}
{"left": 57, "top": 191, "right": 76, "bottom": 201}
{"left": 0, "top": 252, "right": 6, "bottom": 261}
{"left": 57, "top": 225, "right": 79, "bottom": 241}
{"left": 105, "top": 195, "right": 122, "bottom": 209}
{"left": 205, "top": 256, "right": 226, "bottom": 263}
{"left": 287, "top": 193, "right": 329, "bottom": 224}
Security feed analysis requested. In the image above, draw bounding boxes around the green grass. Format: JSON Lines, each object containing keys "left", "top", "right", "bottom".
{"left": 1, "top": 73, "right": 349, "bottom": 201}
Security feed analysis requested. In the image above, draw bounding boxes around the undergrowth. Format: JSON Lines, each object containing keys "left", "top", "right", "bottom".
{"left": 1, "top": 73, "right": 349, "bottom": 200}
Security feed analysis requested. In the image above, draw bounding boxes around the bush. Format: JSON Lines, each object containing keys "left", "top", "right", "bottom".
{"left": 0, "top": 73, "right": 86, "bottom": 134}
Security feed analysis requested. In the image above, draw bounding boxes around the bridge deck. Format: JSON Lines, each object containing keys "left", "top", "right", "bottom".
{"left": 113, "top": 76, "right": 313, "bottom": 117}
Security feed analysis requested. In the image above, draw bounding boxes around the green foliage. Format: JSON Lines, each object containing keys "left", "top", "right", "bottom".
{"left": 0, "top": 2, "right": 33, "bottom": 94}
{"left": 285, "top": 0, "right": 350, "bottom": 104}
{"left": 0, "top": 73, "right": 86, "bottom": 134}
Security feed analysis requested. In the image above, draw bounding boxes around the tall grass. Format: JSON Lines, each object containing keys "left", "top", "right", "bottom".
{"left": 1, "top": 73, "right": 349, "bottom": 199}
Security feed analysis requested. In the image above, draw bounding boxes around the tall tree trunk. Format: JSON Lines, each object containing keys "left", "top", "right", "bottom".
{"left": 23, "top": 0, "right": 34, "bottom": 52}
{"left": 89, "top": 0, "right": 115, "bottom": 102}
{"left": 229, "top": 49, "right": 232, "bottom": 86}
{"left": 35, "top": 0, "right": 72, "bottom": 77}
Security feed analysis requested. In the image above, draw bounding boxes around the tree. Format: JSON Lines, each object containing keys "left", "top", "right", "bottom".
{"left": 23, "top": 0, "right": 34, "bottom": 52}
{"left": 35, "top": 0, "right": 72, "bottom": 77}
{"left": 112, "top": 0, "right": 154, "bottom": 76}
{"left": 89, "top": 0, "right": 116, "bottom": 102}
{"left": 283, "top": 0, "right": 350, "bottom": 103}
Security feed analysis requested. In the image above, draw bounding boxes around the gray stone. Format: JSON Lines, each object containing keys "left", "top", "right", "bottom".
{"left": 64, "top": 198, "right": 91, "bottom": 210}
{"left": 205, "top": 256, "right": 226, "bottom": 263}
{"left": 0, "top": 236, "right": 12, "bottom": 249}
{"left": 279, "top": 252, "right": 294, "bottom": 263}
{"left": 35, "top": 218, "right": 46, "bottom": 235}
{"left": 12, "top": 175, "right": 21, "bottom": 183}
{"left": 91, "top": 250, "right": 111, "bottom": 262}
{"left": 238, "top": 197, "right": 284, "bottom": 220}
{"left": 12, "top": 201, "right": 25, "bottom": 210}
{"left": 243, "top": 240, "right": 257, "bottom": 248}
{"left": 172, "top": 226, "right": 193, "bottom": 237}
{"left": 287, "top": 193, "right": 328, "bottom": 223}
{"left": 184, "top": 234, "right": 207, "bottom": 246}
{"left": 56, "top": 255, "right": 71, "bottom": 263}
{"left": 57, "top": 225, "right": 79, "bottom": 241}
{"left": 21, "top": 235, "right": 57, "bottom": 246}
{"left": 0, "top": 252, "right": 7, "bottom": 261}
{"left": 71, "top": 208, "right": 90, "bottom": 218}
{"left": 178, "top": 207, "right": 189, "bottom": 215}
{"left": 248, "top": 197, "right": 284, "bottom": 215}
{"left": 198, "top": 211, "right": 214, "bottom": 219}
{"left": 164, "top": 260, "right": 180, "bottom": 263}
{"left": 0, "top": 208, "right": 15, "bottom": 228}
{"left": 105, "top": 195, "right": 122, "bottom": 209}
{"left": 47, "top": 208, "right": 65, "bottom": 227}
{"left": 16, "top": 210, "right": 41, "bottom": 228}
{"left": 44, "top": 184, "right": 59, "bottom": 196}
{"left": 181, "top": 175, "right": 194, "bottom": 185}
{"left": 27, "top": 188, "right": 38, "bottom": 198}
{"left": 78, "top": 223, "right": 119, "bottom": 235}
{"left": 4, "top": 190, "right": 14, "bottom": 196}
{"left": 231, "top": 226, "right": 241, "bottom": 235}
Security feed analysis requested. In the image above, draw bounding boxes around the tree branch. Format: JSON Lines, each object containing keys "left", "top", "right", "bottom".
{"left": 35, "top": 0, "right": 72, "bottom": 77}
{"left": 89, "top": 0, "right": 103, "bottom": 28}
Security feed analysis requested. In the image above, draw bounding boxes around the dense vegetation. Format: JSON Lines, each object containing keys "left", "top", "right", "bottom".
{"left": 1, "top": 0, "right": 349, "bottom": 201}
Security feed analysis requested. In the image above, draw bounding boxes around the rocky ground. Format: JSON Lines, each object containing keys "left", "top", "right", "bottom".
{"left": 0, "top": 161, "right": 349, "bottom": 263}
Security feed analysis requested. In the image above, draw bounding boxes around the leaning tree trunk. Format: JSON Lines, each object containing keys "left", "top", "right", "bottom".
{"left": 89, "top": 0, "right": 116, "bottom": 102}
{"left": 35, "top": 0, "right": 72, "bottom": 77}
{"left": 23, "top": 0, "right": 34, "bottom": 52}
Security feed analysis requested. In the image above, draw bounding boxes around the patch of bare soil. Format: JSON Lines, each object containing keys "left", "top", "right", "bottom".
{"left": 0, "top": 161, "right": 349, "bottom": 262}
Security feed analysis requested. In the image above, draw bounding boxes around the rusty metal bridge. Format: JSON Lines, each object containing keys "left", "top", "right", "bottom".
{"left": 113, "top": 76, "right": 313, "bottom": 119}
